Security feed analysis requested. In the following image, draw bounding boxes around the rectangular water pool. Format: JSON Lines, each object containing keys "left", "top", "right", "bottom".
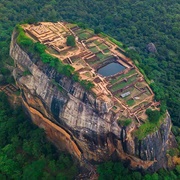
{"left": 98, "top": 62, "right": 125, "bottom": 77}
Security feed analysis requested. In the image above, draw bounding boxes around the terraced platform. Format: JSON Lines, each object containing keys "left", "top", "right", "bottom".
{"left": 23, "top": 22, "right": 159, "bottom": 123}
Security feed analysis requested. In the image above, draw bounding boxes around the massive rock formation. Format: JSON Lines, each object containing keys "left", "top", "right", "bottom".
{"left": 10, "top": 30, "right": 175, "bottom": 172}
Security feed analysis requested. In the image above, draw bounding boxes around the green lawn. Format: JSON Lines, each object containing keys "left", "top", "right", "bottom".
{"left": 66, "top": 23, "right": 77, "bottom": 28}
{"left": 103, "top": 49, "right": 110, "bottom": 53}
{"left": 93, "top": 40, "right": 101, "bottom": 45}
{"left": 126, "top": 99, "right": 135, "bottom": 106}
{"left": 76, "top": 29, "right": 84, "bottom": 34}
{"left": 89, "top": 46, "right": 99, "bottom": 53}
{"left": 78, "top": 32, "right": 92, "bottom": 40}
{"left": 110, "top": 69, "right": 136, "bottom": 84}
{"left": 98, "top": 43, "right": 108, "bottom": 50}
{"left": 111, "top": 75, "right": 137, "bottom": 92}
{"left": 96, "top": 52, "right": 109, "bottom": 60}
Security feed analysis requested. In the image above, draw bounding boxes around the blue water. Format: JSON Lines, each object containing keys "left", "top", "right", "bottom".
{"left": 98, "top": 62, "right": 125, "bottom": 77}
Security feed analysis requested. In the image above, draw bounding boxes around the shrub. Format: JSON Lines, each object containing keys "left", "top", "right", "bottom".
{"left": 66, "top": 35, "right": 76, "bottom": 47}
{"left": 16, "top": 25, "right": 33, "bottom": 47}
{"left": 34, "top": 43, "right": 46, "bottom": 54}
{"left": 62, "top": 65, "right": 75, "bottom": 77}
{"left": 118, "top": 119, "right": 132, "bottom": 127}
{"left": 80, "top": 80, "right": 94, "bottom": 91}
{"left": 72, "top": 72, "right": 79, "bottom": 82}
{"left": 94, "top": 28, "right": 102, "bottom": 34}
{"left": 168, "top": 148, "right": 179, "bottom": 157}
{"left": 108, "top": 37, "right": 123, "bottom": 48}
{"left": 77, "top": 22, "right": 87, "bottom": 29}
{"left": 160, "top": 101, "right": 167, "bottom": 115}
{"left": 134, "top": 121, "right": 158, "bottom": 140}
{"left": 17, "top": 32, "right": 33, "bottom": 47}
{"left": 146, "top": 109, "right": 161, "bottom": 123}
{"left": 40, "top": 53, "right": 54, "bottom": 63}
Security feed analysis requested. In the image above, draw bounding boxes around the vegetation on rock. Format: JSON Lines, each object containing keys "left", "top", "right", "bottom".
{"left": 118, "top": 119, "right": 132, "bottom": 127}
{"left": 16, "top": 25, "right": 94, "bottom": 91}
{"left": 146, "top": 109, "right": 161, "bottom": 123}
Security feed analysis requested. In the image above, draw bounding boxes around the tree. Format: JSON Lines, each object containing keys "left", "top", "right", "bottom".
{"left": 132, "top": 172, "right": 142, "bottom": 180}
{"left": 34, "top": 43, "right": 46, "bottom": 54}
{"left": 22, "top": 159, "right": 46, "bottom": 180}
{"left": 94, "top": 28, "right": 102, "bottom": 34}
{"left": 0, "top": 154, "right": 20, "bottom": 178}
{"left": 40, "top": 53, "right": 53, "bottom": 63}
{"left": 62, "top": 64, "right": 75, "bottom": 77}
{"left": 66, "top": 35, "right": 76, "bottom": 47}
{"left": 175, "top": 165, "right": 180, "bottom": 175}
{"left": 146, "top": 109, "right": 161, "bottom": 123}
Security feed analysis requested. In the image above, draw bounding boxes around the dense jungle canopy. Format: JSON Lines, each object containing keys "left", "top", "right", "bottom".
{"left": 0, "top": 0, "right": 180, "bottom": 179}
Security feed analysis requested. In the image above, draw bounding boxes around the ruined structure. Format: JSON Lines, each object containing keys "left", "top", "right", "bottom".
{"left": 10, "top": 22, "right": 176, "bottom": 172}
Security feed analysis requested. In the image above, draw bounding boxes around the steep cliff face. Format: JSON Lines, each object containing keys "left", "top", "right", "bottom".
{"left": 10, "top": 30, "right": 175, "bottom": 172}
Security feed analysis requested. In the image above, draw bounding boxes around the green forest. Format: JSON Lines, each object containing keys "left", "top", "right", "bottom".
{"left": 0, "top": 0, "right": 179, "bottom": 179}
{"left": 0, "top": 92, "right": 78, "bottom": 179}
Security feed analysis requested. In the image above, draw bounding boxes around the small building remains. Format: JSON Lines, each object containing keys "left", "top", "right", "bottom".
{"left": 120, "top": 91, "right": 130, "bottom": 98}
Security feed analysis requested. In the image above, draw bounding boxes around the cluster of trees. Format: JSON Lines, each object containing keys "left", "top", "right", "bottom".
{"left": 145, "top": 109, "right": 161, "bottom": 123}
{"left": 98, "top": 161, "right": 180, "bottom": 180}
{"left": 0, "top": 92, "right": 78, "bottom": 179}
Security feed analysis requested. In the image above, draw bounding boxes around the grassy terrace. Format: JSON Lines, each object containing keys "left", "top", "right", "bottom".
{"left": 89, "top": 42, "right": 109, "bottom": 55}
{"left": 87, "top": 54, "right": 113, "bottom": 67}
{"left": 89, "top": 46, "right": 99, "bottom": 53}
{"left": 77, "top": 31, "right": 93, "bottom": 40}
{"left": 131, "top": 101, "right": 150, "bottom": 111}
{"left": 126, "top": 99, "right": 135, "bottom": 106}
{"left": 93, "top": 39, "right": 101, "bottom": 45}
{"left": 110, "top": 75, "right": 137, "bottom": 92}
{"left": 98, "top": 43, "right": 108, "bottom": 50}
{"left": 71, "top": 57, "right": 80, "bottom": 63}
{"left": 110, "top": 73, "right": 138, "bottom": 89}
{"left": 66, "top": 23, "right": 77, "bottom": 29}
{"left": 103, "top": 49, "right": 110, "bottom": 53}
{"left": 110, "top": 69, "right": 136, "bottom": 84}
{"left": 96, "top": 52, "right": 109, "bottom": 60}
